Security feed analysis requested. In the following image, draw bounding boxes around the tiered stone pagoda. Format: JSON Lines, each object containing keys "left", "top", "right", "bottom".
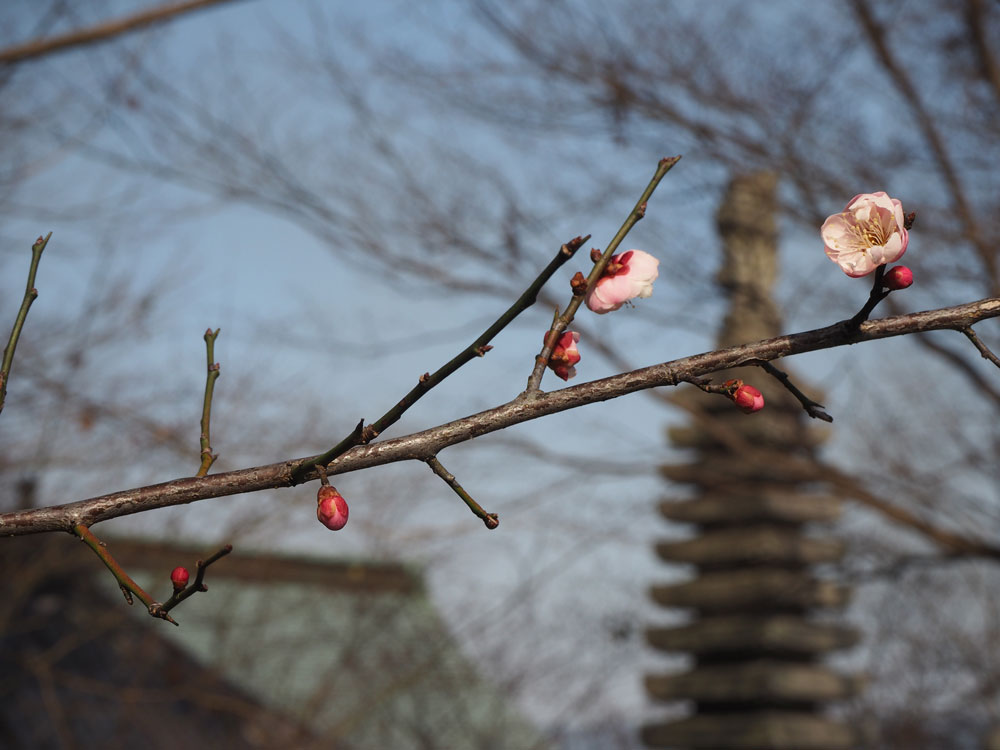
{"left": 642, "top": 173, "right": 863, "bottom": 750}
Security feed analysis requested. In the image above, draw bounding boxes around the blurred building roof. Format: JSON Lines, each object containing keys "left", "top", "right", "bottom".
{"left": 0, "top": 535, "right": 549, "bottom": 750}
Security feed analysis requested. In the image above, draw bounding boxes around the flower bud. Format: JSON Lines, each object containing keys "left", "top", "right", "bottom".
{"left": 545, "top": 330, "right": 581, "bottom": 381}
{"left": 882, "top": 265, "right": 913, "bottom": 290}
{"left": 170, "top": 566, "right": 189, "bottom": 591}
{"left": 732, "top": 384, "right": 764, "bottom": 414}
{"left": 317, "top": 485, "right": 349, "bottom": 530}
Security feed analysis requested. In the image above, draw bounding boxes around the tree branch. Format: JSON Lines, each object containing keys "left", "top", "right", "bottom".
{"left": 1, "top": 233, "right": 51, "bottom": 416}
{"left": 0, "top": 0, "right": 245, "bottom": 65}
{"left": 288, "top": 233, "right": 588, "bottom": 483}
{"left": 0, "top": 297, "right": 995, "bottom": 538}
{"left": 196, "top": 328, "right": 221, "bottom": 476}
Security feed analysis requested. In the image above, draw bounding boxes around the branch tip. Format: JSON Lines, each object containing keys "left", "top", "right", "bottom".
{"left": 426, "top": 455, "right": 497, "bottom": 529}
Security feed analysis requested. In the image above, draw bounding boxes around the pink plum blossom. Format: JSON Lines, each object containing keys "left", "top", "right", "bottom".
{"left": 882, "top": 265, "right": 913, "bottom": 290}
{"left": 317, "top": 485, "right": 349, "bottom": 530}
{"left": 731, "top": 383, "right": 764, "bottom": 414}
{"left": 821, "top": 192, "right": 909, "bottom": 278}
{"left": 545, "top": 330, "right": 581, "bottom": 381}
{"left": 586, "top": 249, "right": 659, "bottom": 313}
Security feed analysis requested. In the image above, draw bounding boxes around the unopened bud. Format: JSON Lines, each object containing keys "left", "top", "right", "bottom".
{"left": 883, "top": 265, "right": 913, "bottom": 290}
{"left": 317, "top": 485, "right": 350, "bottom": 531}
{"left": 544, "top": 330, "right": 581, "bottom": 381}
{"left": 170, "top": 566, "right": 189, "bottom": 591}
{"left": 731, "top": 384, "right": 764, "bottom": 414}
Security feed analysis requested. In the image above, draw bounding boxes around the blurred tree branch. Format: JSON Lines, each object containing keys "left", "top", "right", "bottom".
{"left": 0, "top": 0, "right": 246, "bottom": 65}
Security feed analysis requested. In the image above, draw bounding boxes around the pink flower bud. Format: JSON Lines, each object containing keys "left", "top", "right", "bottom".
{"left": 317, "top": 485, "right": 349, "bottom": 530}
{"left": 882, "top": 265, "right": 913, "bottom": 290}
{"left": 545, "top": 330, "right": 581, "bottom": 381}
{"left": 732, "top": 384, "right": 764, "bottom": 414}
{"left": 586, "top": 249, "right": 659, "bottom": 314}
{"left": 821, "top": 192, "right": 908, "bottom": 277}
{"left": 170, "top": 566, "right": 189, "bottom": 590}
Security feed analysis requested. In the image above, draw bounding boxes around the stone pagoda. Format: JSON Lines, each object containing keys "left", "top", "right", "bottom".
{"left": 642, "top": 173, "right": 863, "bottom": 750}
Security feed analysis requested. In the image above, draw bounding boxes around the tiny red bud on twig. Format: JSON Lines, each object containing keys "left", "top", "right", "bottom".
{"left": 170, "top": 566, "right": 189, "bottom": 591}
{"left": 570, "top": 271, "right": 587, "bottom": 295}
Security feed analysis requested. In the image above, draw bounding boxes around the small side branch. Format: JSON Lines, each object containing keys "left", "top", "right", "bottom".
{"left": 289, "top": 233, "right": 589, "bottom": 484}
{"left": 960, "top": 325, "right": 1000, "bottom": 369}
{"left": 426, "top": 455, "right": 498, "bottom": 529}
{"left": 72, "top": 523, "right": 177, "bottom": 625}
{"left": 525, "top": 156, "right": 682, "bottom": 394}
{"left": 196, "top": 328, "right": 221, "bottom": 477}
{"left": 756, "top": 360, "right": 834, "bottom": 422}
{"left": 1, "top": 233, "right": 51, "bottom": 416}
{"left": 846, "top": 266, "right": 889, "bottom": 329}
{"left": 155, "top": 544, "right": 233, "bottom": 617}
{"left": 74, "top": 522, "right": 231, "bottom": 625}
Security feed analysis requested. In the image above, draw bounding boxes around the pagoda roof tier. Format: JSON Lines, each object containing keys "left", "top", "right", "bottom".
{"left": 659, "top": 492, "right": 843, "bottom": 525}
{"left": 655, "top": 526, "right": 845, "bottom": 566}
{"left": 646, "top": 615, "right": 859, "bottom": 656}
{"left": 650, "top": 569, "right": 850, "bottom": 612}
{"left": 642, "top": 710, "right": 857, "bottom": 749}
{"left": 659, "top": 456, "right": 820, "bottom": 488}
{"left": 646, "top": 660, "right": 864, "bottom": 704}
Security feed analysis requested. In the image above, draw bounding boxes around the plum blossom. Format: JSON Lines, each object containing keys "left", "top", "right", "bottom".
{"left": 317, "top": 485, "right": 349, "bottom": 530}
{"left": 586, "top": 250, "right": 659, "bottom": 313}
{"left": 882, "top": 265, "right": 913, "bottom": 290}
{"left": 822, "top": 192, "right": 909, "bottom": 277}
{"left": 545, "top": 330, "right": 581, "bottom": 381}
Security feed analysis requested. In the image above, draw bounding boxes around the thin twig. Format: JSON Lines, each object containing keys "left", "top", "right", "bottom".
{"left": 290, "top": 234, "right": 589, "bottom": 483}
{"left": 2, "top": 297, "right": 997, "bottom": 537}
{"left": 72, "top": 523, "right": 177, "bottom": 625}
{"left": 524, "top": 156, "right": 682, "bottom": 393}
{"left": 1, "top": 233, "right": 51, "bottom": 416}
{"left": 426, "top": 455, "right": 498, "bottom": 529}
{"left": 846, "top": 265, "right": 889, "bottom": 329}
{"left": 156, "top": 544, "right": 233, "bottom": 615}
{"left": 682, "top": 377, "right": 734, "bottom": 396}
{"left": 196, "top": 328, "right": 221, "bottom": 476}
{"left": 960, "top": 325, "right": 1000, "bottom": 369}
{"left": 756, "top": 360, "right": 834, "bottom": 422}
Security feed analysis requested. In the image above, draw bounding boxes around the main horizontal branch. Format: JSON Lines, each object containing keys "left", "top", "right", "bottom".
{"left": 2, "top": 297, "right": 996, "bottom": 537}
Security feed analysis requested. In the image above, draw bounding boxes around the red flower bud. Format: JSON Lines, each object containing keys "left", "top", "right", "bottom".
{"left": 170, "top": 566, "right": 189, "bottom": 591}
{"left": 732, "top": 384, "right": 764, "bottom": 414}
{"left": 882, "top": 265, "right": 913, "bottom": 290}
{"left": 544, "top": 330, "right": 582, "bottom": 381}
{"left": 317, "top": 485, "right": 349, "bottom": 531}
